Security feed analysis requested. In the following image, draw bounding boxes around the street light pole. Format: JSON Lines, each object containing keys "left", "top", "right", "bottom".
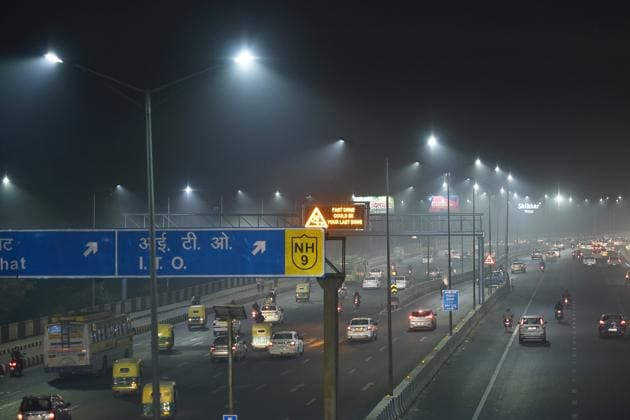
{"left": 446, "top": 172, "right": 453, "bottom": 336}
{"left": 144, "top": 89, "right": 161, "bottom": 420}
{"left": 504, "top": 190, "right": 510, "bottom": 290}
{"left": 472, "top": 183, "right": 476, "bottom": 310}
{"left": 385, "top": 158, "right": 394, "bottom": 396}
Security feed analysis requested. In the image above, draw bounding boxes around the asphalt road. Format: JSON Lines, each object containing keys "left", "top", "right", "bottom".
{"left": 0, "top": 252, "right": 480, "bottom": 420}
{"left": 404, "top": 250, "right": 630, "bottom": 420}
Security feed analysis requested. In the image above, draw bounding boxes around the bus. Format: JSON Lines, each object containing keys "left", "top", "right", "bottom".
{"left": 44, "top": 312, "right": 133, "bottom": 376}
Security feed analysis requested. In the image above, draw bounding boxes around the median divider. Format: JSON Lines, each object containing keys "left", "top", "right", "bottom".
{"left": 366, "top": 283, "right": 509, "bottom": 420}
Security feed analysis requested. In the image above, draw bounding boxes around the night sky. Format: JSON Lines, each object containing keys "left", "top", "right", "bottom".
{"left": 1, "top": 2, "right": 629, "bottom": 227}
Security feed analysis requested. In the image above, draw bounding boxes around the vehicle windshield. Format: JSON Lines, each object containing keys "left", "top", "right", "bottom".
{"left": 351, "top": 319, "right": 369, "bottom": 325}
{"left": 411, "top": 311, "right": 432, "bottom": 317}
{"left": 602, "top": 315, "right": 622, "bottom": 321}
{"left": 20, "top": 397, "right": 52, "bottom": 412}
{"left": 521, "top": 317, "right": 543, "bottom": 325}
{"left": 272, "top": 333, "right": 294, "bottom": 340}
{"left": 262, "top": 305, "right": 276, "bottom": 311}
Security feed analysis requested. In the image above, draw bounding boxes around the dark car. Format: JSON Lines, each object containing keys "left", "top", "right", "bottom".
{"left": 484, "top": 270, "right": 506, "bottom": 286}
{"left": 598, "top": 314, "right": 627, "bottom": 338}
{"left": 18, "top": 395, "right": 72, "bottom": 420}
{"left": 510, "top": 261, "right": 527, "bottom": 274}
{"left": 531, "top": 250, "right": 543, "bottom": 260}
{"left": 427, "top": 267, "right": 443, "bottom": 280}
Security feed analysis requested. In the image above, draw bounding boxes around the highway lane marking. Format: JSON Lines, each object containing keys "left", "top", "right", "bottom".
{"left": 213, "top": 372, "right": 222, "bottom": 378}
{"left": 471, "top": 272, "right": 545, "bottom": 420}
{"left": 348, "top": 368, "right": 357, "bottom": 374}
{"left": 306, "top": 398, "right": 317, "bottom": 406}
{"left": 365, "top": 356, "right": 373, "bottom": 362}
{"left": 379, "top": 345, "right": 387, "bottom": 351}
{"left": 393, "top": 337, "right": 400, "bottom": 342}
{"left": 302, "top": 358, "right": 311, "bottom": 364}
{"left": 255, "top": 384, "right": 267, "bottom": 391}
{"left": 211, "top": 385, "right": 226, "bottom": 394}
{"left": 418, "top": 336, "right": 428, "bottom": 342}
{"left": 176, "top": 362, "right": 189, "bottom": 368}
{"left": 361, "top": 382, "right": 375, "bottom": 391}
{"left": 281, "top": 369, "right": 291, "bottom": 376}
{"left": 290, "top": 383, "right": 305, "bottom": 393}
{"left": 0, "top": 401, "right": 20, "bottom": 411}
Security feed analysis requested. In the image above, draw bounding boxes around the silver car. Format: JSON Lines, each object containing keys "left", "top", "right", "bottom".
{"left": 518, "top": 315, "right": 547, "bottom": 344}
{"left": 210, "top": 335, "right": 248, "bottom": 361}
{"left": 408, "top": 309, "right": 437, "bottom": 331}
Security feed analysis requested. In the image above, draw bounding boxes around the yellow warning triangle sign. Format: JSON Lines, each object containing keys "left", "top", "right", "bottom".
{"left": 304, "top": 207, "right": 328, "bottom": 228}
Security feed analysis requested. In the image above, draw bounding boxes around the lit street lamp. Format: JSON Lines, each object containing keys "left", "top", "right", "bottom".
{"left": 45, "top": 47, "right": 257, "bottom": 419}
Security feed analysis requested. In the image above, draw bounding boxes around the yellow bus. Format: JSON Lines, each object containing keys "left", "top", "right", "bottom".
{"left": 44, "top": 312, "right": 133, "bottom": 376}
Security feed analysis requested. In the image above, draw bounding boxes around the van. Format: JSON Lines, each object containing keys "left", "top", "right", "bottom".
{"left": 394, "top": 276, "right": 408, "bottom": 289}
{"left": 187, "top": 305, "right": 207, "bottom": 331}
{"left": 158, "top": 324, "right": 174, "bottom": 352}
{"left": 295, "top": 282, "right": 311, "bottom": 302}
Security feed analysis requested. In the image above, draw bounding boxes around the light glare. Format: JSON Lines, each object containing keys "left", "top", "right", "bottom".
{"left": 234, "top": 49, "right": 256, "bottom": 67}
{"left": 45, "top": 52, "right": 63, "bottom": 63}
{"left": 2, "top": 175, "right": 9, "bottom": 185}
{"left": 184, "top": 185, "right": 192, "bottom": 194}
{"left": 427, "top": 134, "right": 437, "bottom": 148}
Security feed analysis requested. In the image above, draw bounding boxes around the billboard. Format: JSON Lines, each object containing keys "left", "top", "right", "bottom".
{"left": 517, "top": 202, "right": 541, "bottom": 214}
{"left": 352, "top": 195, "right": 394, "bottom": 214}
{"left": 428, "top": 195, "right": 460, "bottom": 213}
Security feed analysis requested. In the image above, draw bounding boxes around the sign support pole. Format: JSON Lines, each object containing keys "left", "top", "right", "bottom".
{"left": 318, "top": 273, "right": 344, "bottom": 420}
{"left": 446, "top": 172, "right": 453, "bottom": 336}
{"left": 385, "top": 158, "right": 394, "bottom": 396}
{"left": 227, "top": 313, "right": 234, "bottom": 414}
{"left": 472, "top": 185, "right": 476, "bottom": 310}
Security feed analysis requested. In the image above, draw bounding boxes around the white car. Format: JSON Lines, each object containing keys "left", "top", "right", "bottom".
{"left": 362, "top": 276, "right": 380, "bottom": 289}
{"left": 261, "top": 304, "right": 284, "bottom": 323}
{"left": 268, "top": 331, "right": 304, "bottom": 357}
{"left": 347, "top": 317, "right": 378, "bottom": 341}
{"left": 583, "top": 256, "right": 597, "bottom": 266}
{"left": 212, "top": 318, "right": 241, "bottom": 337}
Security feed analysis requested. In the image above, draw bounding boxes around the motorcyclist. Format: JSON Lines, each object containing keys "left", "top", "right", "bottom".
{"left": 502, "top": 308, "right": 514, "bottom": 330}
{"left": 539, "top": 260, "right": 546, "bottom": 271}
{"left": 562, "top": 289, "right": 571, "bottom": 303}
{"left": 10, "top": 348, "right": 24, "bottom": 373}
{"left": 353, "top": 291, "right": 361, "bottom": 308}
{"left": 554, "top": 300, "right": 564, "bottom": 312}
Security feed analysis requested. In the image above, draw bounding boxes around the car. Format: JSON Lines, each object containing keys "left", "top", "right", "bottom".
{"left": 550, "top": 248, "right": 561, "bottom": 258}
{"left": 484, "top": 271, "right": 506, "bottom": 286}
{"left": 598, "top": 314, "right": 627, "bottom": 337}
{"left": 212, "top": 317, "right": 241, "bottom": 336}
{"left": 368, "top": 268, "right": 383, "bottom": 278}
{"left": 583, "top": 256, "right": 597, "bottom": 266}
{"left": 531, "top": 250, "right": 543, "bottom": 260}
{"left": 510, "top": 261, "right": 527, "bottom": 273}
{"left": 260, "top": 304, "right": 284, "bottom": 323}
{"left": 362, "top": 276, "right": 380, "bottom": 289}
{"left": 408, "top": 309, "right": 437, "bottom": 331}
{"left": 210, "top": 335, "right": 248, "bottom": 361}
{"left": 347, "top": 317, "right": 378, "bottom": 341}
{"left": 518, "top": 315, "right": 547, "bottom": 344}
{"left": 17, "top": 395, "right": 72, "bottom": 420}
{"left": 268, "top": 331, "right": 304, "bottom": 357}
{"left": 545, "top": 251, "right": 558, "bottom": 261}
{"left": 394, "top": 275, "right": 408, "bottom": 289}
{"left": 427, "top": 267, "right": 443, "bottom": 280}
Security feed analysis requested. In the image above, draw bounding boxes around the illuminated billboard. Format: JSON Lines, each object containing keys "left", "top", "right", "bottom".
{"left": 428, "top": 195, "right": 460, "bottom": 213}
{"left": 517, "top": 202, "right": 541, "bottom": 214}
{"left": 351, "top": 195, "right": 394, "bottom": 214}
{"left": 303, "top": 203, "right": 368, "bottom": 231}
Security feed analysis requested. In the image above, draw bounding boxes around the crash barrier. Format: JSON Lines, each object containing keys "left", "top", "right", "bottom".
{"left": 0, "top": 277, "right": 257, "bottom": 345}
{"left": 365, "top": 283, "right": 509, "bottom": 420}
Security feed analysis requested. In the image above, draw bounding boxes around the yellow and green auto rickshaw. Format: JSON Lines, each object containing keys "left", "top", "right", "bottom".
{"left": 251, "top": 323, "right": 272, "bottom": 350}
{"left": 187, "top": 304, "right": 207, "bottom": 330}
{"left": 158, "top": 324, "right": 174, "bottom": 352}
{"left": 141, "top": 380, "right": 177, "bottom": 418}
{"left": 112, "top": 358, "right": 143, "bottom": 396}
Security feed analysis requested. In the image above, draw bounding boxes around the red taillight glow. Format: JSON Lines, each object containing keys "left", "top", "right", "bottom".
{"left": 539, "top": 319, "right": 544, "bottom": 325}
{"left": 17, "top": 413, "right": 23, "bottom": 420}
{"left": 48, "top": 413, "right": 55, "bottom": 420}
{"left": 622, "top": 320, "right": 627, "bottom": 325}
{"left": 347, "top": 326, "right": 352, "bottom": 331}
{"left": 409, "top": 315, "right": 413, "bottom": 320}
{"left": 427, "top": 314, "right": 433, "bottom": 319}
{"left": 232, "top": 345, "right": 237, "bottom": 351}
{"left": 290, "top": 341, "right": 296, "bottom": 346}
{"left": 9, "top": 362, "right": 16, "bottom": 367}
{"left": 599, "top": 320, "right": 605, "bottom": 325}
{"left": 367, "top": 326, "right": 373, "bottom": 331}
{"left": 210, "top": 346, "right": 215, "bottom": 352}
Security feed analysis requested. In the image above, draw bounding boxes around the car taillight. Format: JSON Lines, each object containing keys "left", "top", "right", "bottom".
{"left": 48, "top": 413, "right": 55, "bottom": 420}
{"left": 367, "top": 326, "right": 373, "bottom": 331}
{"left": 9, "top": 362, "right": 16, "bottom": 367}
{"left": 539, "top": 319, "right": 544, "bottom": 325}
{"left": 427, "top": 314, "right": 433, "bottom": 319}
{"left": 17, "top": 413, "right": 23, "bottom": 420}
{"left": 210, "top": 346, "right": 215, "bottom": 352}
{"left": 232, "top": 345, "right": 237, "bottom": 351}
{"left": 347, "top": 326, "right": 352, "bottom": 331}
{"left": 290, "top": 341, "right": 296, "bottom": 346}
{"left": 408, "top": 315, "right": 413, "bottom": 320}
{"left": 599, "top": 320, "right": 605, "bottom": 325}
{"left": 622, "top": 320, "right": 627, "bottom": 325}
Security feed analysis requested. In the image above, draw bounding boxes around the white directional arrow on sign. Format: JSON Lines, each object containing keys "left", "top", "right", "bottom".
{"left": 83, "top": 242, "right": 98, "bottom": 257}
{"left": 251, "top": 241, "right": 267, "bottom": 256}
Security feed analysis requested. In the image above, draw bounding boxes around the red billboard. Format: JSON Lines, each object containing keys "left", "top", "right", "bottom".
{"left": 428, "top": 195, "right": 460, "bottom": 213}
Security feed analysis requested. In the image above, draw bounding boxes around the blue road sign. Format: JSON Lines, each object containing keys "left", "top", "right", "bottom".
{"left": 442, "top": 289, "right": 459, "bottom": 311}
{"left": 0, "top": 230, "right": 116, "bottom": 278}
{"left": 223, "top": 415, "right": 238, "bottom": 420}
{"left": 0, "top": 229, "right": 324, "bottom": 279}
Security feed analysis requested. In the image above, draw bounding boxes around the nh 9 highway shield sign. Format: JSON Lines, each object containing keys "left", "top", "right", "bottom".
{"left": 285, "top": 229, "right": 324, "bottom": 276}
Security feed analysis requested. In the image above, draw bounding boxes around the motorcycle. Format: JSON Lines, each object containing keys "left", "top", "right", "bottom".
{"left": 8, "top": 358, "right": 23, "bottom": 377}
{"left": 337, "top": 303, "right": 342, "bottom": 313}
{"left": 555, "top": 309, "right": 564, "bottom": 321}
{"left": 626, "top": 272, "right": 630, "bottom": 282}
{"left": 353, "top": 297, "right": 360, "bottom": 310}
{"left": 503, "top": 317, "right": 513, "bottom": 332}
{"left": 563, "top": 297, "right": 570, "bottom": 307}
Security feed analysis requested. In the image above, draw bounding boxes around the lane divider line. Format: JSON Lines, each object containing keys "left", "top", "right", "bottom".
{"left": 471, "top": 272, "right": 545, "bottom": 420}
